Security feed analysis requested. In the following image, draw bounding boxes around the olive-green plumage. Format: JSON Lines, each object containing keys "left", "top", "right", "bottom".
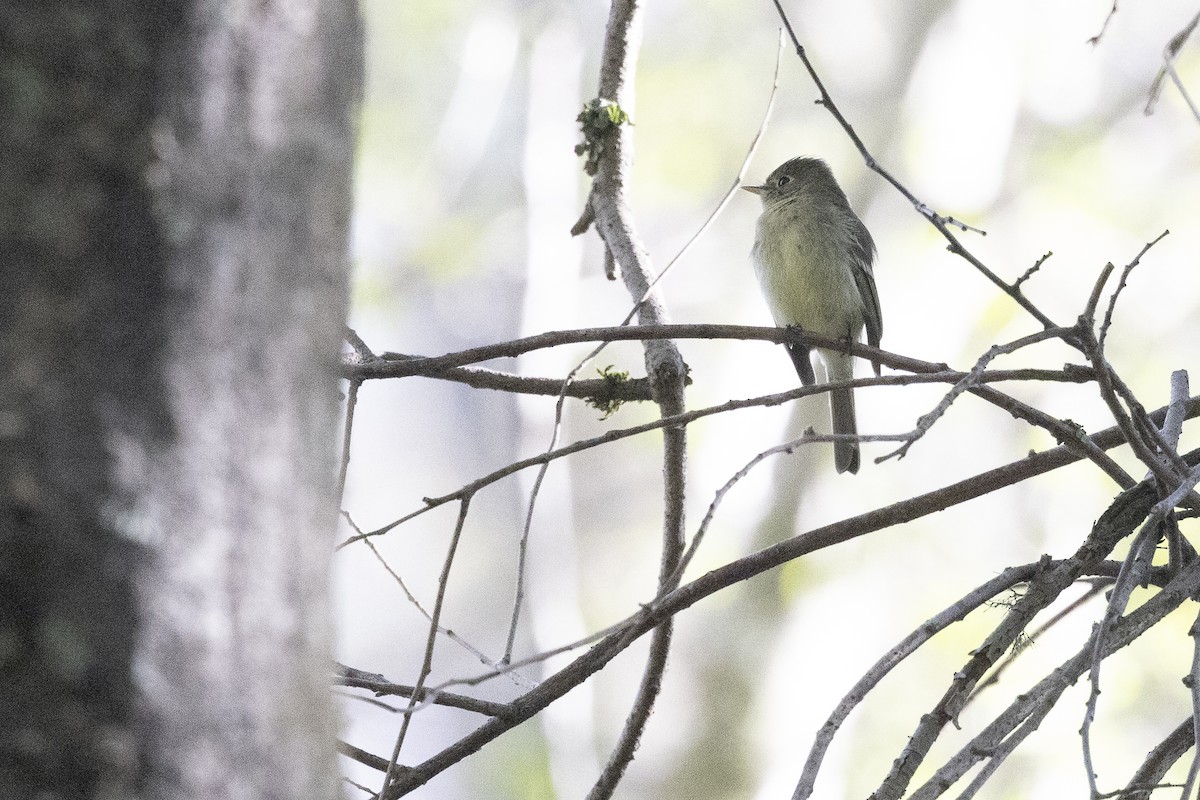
{"left": 743, "top": 157, "right": 882, "bottom": 474}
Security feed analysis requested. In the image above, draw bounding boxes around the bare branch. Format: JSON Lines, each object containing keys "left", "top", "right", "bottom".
{"left": 1098, "top": 230, "right": 1170, "bottom": 349}
{"left": 1014, "top": 250, "right": 1053, "bottom": 290}
{"left": 1079, "top": 323, "right": 1200, "bottom": 507}
{"left": 337, "top": 376, "right": 360, "bottom": 506}
{"left": 767, "top": 0, "right": 1058, "bottom": 330}
{"left": 385, "top": 446, "right": 1200, "bottom": 796}
{"left": 1181, "top": 608, "right": 1200, "bottom": 798}
{"left": 340, "top": 740, "right": 392, "bottom": 773}
{"left": 1146, "top": 11, "right": 1200, "bottom": 118}
{"left": 355, "top": 323, "right": 867, "bottom": 378}
{"left": 1082, "top": 516, "right": 1162, "bottom": 796}
{"left": 1120, "top": 718, "right": 1195, "bottom": 798}
{"left": 338, "top": 328, "right": 376, "bottom": 505}
{"left": 371, "top": 359, "right": 657, "bottom": 402}
{"left": 967, "top": 579, "right": 1111, "bottom": 704}
{"left": 1162, "top": 370, "right": 1192, "bottom": 449}
{"left": 880, "top": 327, "right": 1073, "bottom": 462}
{"left": 907, "top": 552, "right": 1200, "bottom": 799}
{"left": 874, "top": 475, "right": 1169, "bottom": 799}
{"left": 335, "top": 666, "right": 516, "bottom": 720}
{"left": 379, "top": 497, "right": 472, "bottom": 797}
{"left": 953, "top": 698, "right": 1056, "bottom": 800}
{"left": 339, "top": 384, "right": 1194, "bottom": 551}
{"left": 501, "top": 30, "right": 786, "bottom": 670}
{"left": 1088, "top": 1, "right": 1119, "bottom": 46}
{"left": 672, "top": 435, "right": 812, "bottom": 586}
{"left": 350, "top": 516, "right": 530, "bottom": 686}
{"left": 571, "top": 1, "right": 690, "bottom": 794}
{"left": 792, "top": 560, "right": 1050, "bottom": 800}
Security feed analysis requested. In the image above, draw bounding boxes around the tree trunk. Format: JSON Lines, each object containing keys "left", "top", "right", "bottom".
{"left": 0, "top": 2, "right": 361, "bottom": 798}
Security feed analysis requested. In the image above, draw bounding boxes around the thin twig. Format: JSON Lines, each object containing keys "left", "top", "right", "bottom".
{"left": 1088, "top": 1, "right": 1119, "bottom": 46}
{"left": 338, "top": 381, "right": 1193, "bottom": 551}
{"left": 357, "top": 522, "right": 532, "bottom": 686}
{"left": 338, "top": 327, "right": 375, "bottom": 505}
{"left": 379, "top": 497, "right": 472, "bottom": 798}
{"left": 767, "top": 0, "right": 1058, "bottom": 330}
{"left": 344, "top": 325, "right": 376, "bottom": 361}
{"left": 967, "top": 579, "right": 1111, "bottom": 704}
{"left": 876, "top": 475, "right": 1168, "bottom": 800}
{"left": 1101, "top": 785, "right": 1187, "bottom": 800}
{"left": 1146, "top": 11, "right": 1200, "bottom": 117}
{"left": 345, "top": 777, "right": 376, "bottom": 796}
{"left": 1081, "top": 516, "right": 1161, "bottom": 797}
{"left": 337, "top": 377, "right": 360, "bottom": 506}
{"left": 671, "top": 434, "right": 814, "bottom": 587}
{"left": 1165, "top": 64, "right": 1200, "bottom": 123}
{"left": 384, "top": 447, "right": 1200, "bottom": 796}
{"left": 906, "top": 553, "right": 1200, "bottom": 800}
{"left": 502, "top": 37, "right": 785, "bottom": 664}
{"left": 1180, "top": 608, "right": 1200, "bottom": 799}
{"left": 792, "top": 560, "right": 1050, "bottom": 800}
{"left": 1079, "top": 255, "right": 1197, "bottom": 503}
{"left": 1080, "top": 323, "right": 1200, "bottom": 508}
{"left": 1120, "top": 718, "right": 1195, "bottom": 798}
{"left": 340, "top": 741, "right": 390, "bottom": 773}
{"left": 1014, "top": 250, "right": 1053, "bottom": 290}
{"left": 336, "top": 672, "right": 514, "bottom": 719}
{"left": 1110, "top": 366, "right": 1196, "bottom": 484}
{"left": 1085, "top": 261, "right": 1116, "bottom": 324}
{"left": 879, "top": 327, "right": 1073, "bottom": 462}
{"left": 1099, "top": 230, "right": 1169, "bottom": 349}
{"left": 503, "top": 368, "right": 578, "bottom": 663}
{"left": 626, "top": 29, "right": 784, "bottom": 307}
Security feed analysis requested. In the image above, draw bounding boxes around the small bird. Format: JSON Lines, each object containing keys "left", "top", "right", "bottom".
{"left": 743, "top": 156, "right": 882, "bottom": 474}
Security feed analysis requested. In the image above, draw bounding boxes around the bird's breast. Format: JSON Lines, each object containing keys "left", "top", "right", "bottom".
{"left": 750, "top": 209, "right": 867, "bottom": 341}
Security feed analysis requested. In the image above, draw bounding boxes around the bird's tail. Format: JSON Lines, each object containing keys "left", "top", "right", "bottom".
{"left": 824, "top": 352, "right": 859, "bottom": 474}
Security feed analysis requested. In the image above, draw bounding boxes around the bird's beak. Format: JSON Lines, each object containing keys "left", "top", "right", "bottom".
{"left": 741, "top": 184, "right": 765, "bottom": 196}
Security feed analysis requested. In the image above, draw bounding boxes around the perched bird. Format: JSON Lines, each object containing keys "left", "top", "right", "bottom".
{"left": 743, "top": 156, "right": 883, "bottom": 474}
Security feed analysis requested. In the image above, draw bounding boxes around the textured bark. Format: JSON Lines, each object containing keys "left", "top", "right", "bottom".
{"left": 0, "top": 2, "right": 361, "bottom": 798}
{"left": 1, "top": 5, "right": 177, "bottom": 798}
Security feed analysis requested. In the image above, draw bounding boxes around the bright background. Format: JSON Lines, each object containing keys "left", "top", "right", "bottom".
{"left": 337, "top": 1, "right": 1200, "bottom": 798}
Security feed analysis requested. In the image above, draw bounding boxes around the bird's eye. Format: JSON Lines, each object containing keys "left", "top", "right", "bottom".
{"left": 776, "top": 175, "right": 791, "bottom": 188}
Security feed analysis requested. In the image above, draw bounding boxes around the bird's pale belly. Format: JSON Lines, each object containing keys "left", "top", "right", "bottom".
{"left": 751, "top": 236, "right": 866, "bottom": 341}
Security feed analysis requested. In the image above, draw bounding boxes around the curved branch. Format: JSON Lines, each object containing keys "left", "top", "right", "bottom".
{"left": 339, "top": 389, "right": 1198, "bottom": 550}
{"left": 907, "top": 554, "right": 1200, "bottom": 799}
{"left": 767, "top": 0, "right": 1057, "bottom": 330}
{"left": 1120, "top": 717, "right": 1195, "bottom": 798}
{"left": 875, "top": 471, "right": 1181, "bottom": 800}
{"left": 792, "top": 560, "right": 1049, "bottom": 800}
{"left": 382, "top": 438, "right": 1200, "bottom": 795}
